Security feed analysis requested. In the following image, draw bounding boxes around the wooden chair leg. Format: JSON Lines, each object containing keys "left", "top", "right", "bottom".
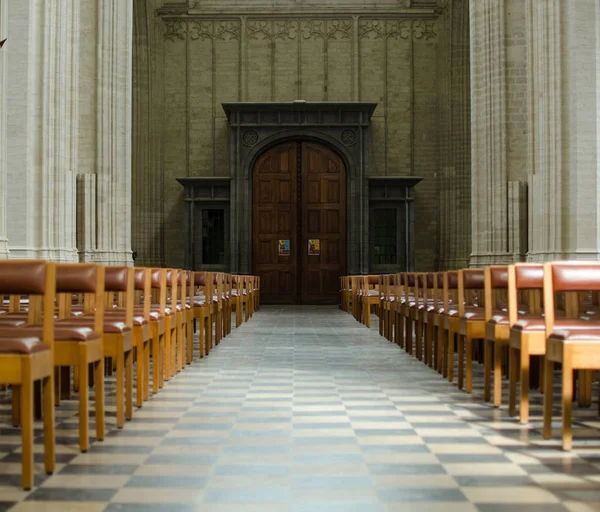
{"left": 94, "top": 358, "right": 105, "bottom": 441}
{"left": 465, "top": 334, "right": 474, "bottom": 393}
{"left": 519, "top": 341, "right": 530, "bottom": 424}
{"left": 493, "top": 341, "right": 503, "bottom": 407}
{"left": 448, "top": 329, "right": 456, "bottom": 383}
{"left": 143, "top": 341, "right": 150, "bottom": 400}
{"left": 508, "top": 346, "right": 518, "bottom": 417}
{"left": 12, "top": 385, "right": 20, "bottom": 427}
{"left": 115, "top": 346, "right": 125, "bottom": 428}
{"left": 78, "top": 346, "right": 90, "bottom": 452}
{"left": 152, "top": 333, "right": 160, "bottom": 394}
{"left": 42, "top": 374, "right": 55, "bottom": 476}
{"left": 21, "top": 359, "right": 34, "bottom": 490}
{"left": 136, "top": 342, "right": 144, "bottom": 408}
{"left": 562, "top": 355, "right": 573, "bottom": 451}
{"left": 125, "top": 349, "right": 133, "bottom": 421}
{"left": 483, "top": 338, "right": 492, "bottom": 402}
{"left": 543, "top": 356, "right": 553, "bottom": 440}
{"left": 457, "top": 333, "right": 465, "bottom": 389}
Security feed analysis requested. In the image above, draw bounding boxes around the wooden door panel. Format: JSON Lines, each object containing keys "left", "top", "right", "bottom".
{"left": 252, "top": 143, "right": 298, "bottom": 304}
{"left": 300, "top": 142, "right": 346, "bottom": 304}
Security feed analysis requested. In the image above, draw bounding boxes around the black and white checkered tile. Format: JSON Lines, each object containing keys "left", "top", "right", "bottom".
{"left": 1, "top": 306, "right": 600, "bottom": 511}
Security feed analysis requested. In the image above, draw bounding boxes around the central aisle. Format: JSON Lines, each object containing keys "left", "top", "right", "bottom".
{"left": 7, "top": 306, "right": 592, "bottom": 511}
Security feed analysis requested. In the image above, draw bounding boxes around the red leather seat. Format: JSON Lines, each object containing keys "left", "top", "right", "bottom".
{"left": 0, "top": 336, "right": 48, "bottom": 354}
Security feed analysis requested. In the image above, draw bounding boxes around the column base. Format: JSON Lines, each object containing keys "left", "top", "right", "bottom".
{"left": 527, "top": 251, "right": 600, "bottom": 262}
{"left": 0, "top": 237, "right": 9, "bottom": 260}
{"left": 9, "top": 246, "right": 79, "bottom": 262}
{"left": 469, "top": 252, "right": 525, "bottom": 267}
{"left": 438, "top": 257, "right": 471, "bottom": 270}
{"left": 86, "top": 250, "right": 134, "bottom": 267}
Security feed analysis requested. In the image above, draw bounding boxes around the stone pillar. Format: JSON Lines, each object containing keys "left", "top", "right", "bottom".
{"left": 469, "top": 0, "right": 528, "bottom": 266}
{"left": 525, "top": 0, "right": 563, "bottom": 261}
{"left": 6, "top": 0, "right": 79, "bottom": 262}
{"left": 78, "top": 0, "right": 134, "bottom": 266}
{"left": 92, "top": 0, "right": 134, "bottom": 266}
{"left": 0, "top": 0, "right": 9, "bottom": 259}
{"left": 438, "top": 0, "right": 471, "bottom": 270}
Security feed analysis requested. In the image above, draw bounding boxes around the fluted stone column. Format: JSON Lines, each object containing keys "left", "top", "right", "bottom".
{"left": 77, "top": 0, "right": 134, "bottom": 266}
{"left": 438, "top": 0, "right": 471, "bottom": 270}
{"left": 94, "top": 0, "right": 133, "bottom": 266}
{"left": 469, "top": 0, "right": 528, "bottom": 266}
{"left": 6, "top": 0, "right": 79, "bottom": 262}
{"left": 0, "top": 0, "right": 9, "bottom": 259}
{"left": 525, "top": 0, "right": 563, "bottom": 262}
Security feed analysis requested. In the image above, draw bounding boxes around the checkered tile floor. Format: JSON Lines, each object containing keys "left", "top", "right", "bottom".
{"left": 2, "top": 306, "right": 600, "bottom": 511}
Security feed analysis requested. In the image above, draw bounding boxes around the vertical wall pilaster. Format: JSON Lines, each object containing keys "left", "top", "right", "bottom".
{"left": 94, "top": 0, "right": 133, "bottom": 266}
{"left": 438, "top": 0, "right": 471, "bottom": 270}
{"left": 526, "top": 0, "right": 563, "bottom": 262}
{"left": 0, "top": 0, "right": 9, "bottom": 258}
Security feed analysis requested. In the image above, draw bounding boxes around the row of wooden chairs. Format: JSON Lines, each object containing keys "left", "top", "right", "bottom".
{"left": 0, "top": 260, "right": 260, "bottom": 490}
{"left": 341, "top": 262, "right": 600, "bottom": 451}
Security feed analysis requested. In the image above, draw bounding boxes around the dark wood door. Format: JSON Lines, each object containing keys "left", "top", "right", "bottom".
{"left": 252, "top": 141, "right": 346, "bottom": 304}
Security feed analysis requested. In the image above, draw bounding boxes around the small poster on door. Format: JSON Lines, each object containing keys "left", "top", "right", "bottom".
{"left": 308, "top": 239, "right": 320, "bottom": 255}
{"left": 278, "top": 239, "right": 290, "bottom": 256}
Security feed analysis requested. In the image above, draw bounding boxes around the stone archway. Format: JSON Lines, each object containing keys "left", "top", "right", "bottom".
{"left": 223, "top": 101, "right": 377, "bottom": 275}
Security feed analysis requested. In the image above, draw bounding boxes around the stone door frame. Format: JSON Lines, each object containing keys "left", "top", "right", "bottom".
{"left": 223, "top": 101, "right": 377, "bottom": 275}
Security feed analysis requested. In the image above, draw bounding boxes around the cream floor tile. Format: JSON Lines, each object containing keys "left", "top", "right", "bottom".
{"left": 291, "top": 486, "right": 378, "bottom": 500}
{"left": 150, "top": 444, "right": 221, "bottom": 455}
{"left": 414, "top": 428, "right": 483, "bottom": 437}
{"left": 292, "top": 416, "right": 349, "bottom": 424}
{"left": 166, "top": 429, "right": 230, "bottom": 438}
{"left": 217, "top": 453, "right": 291, "bottom": 465}
{"left": 100, "top": 436, "right": 165, "bottom": 446}
{"left": 207, "top": 475, "right": 290, "bottom": 488}
{"left": 111, "top": 487, "right": 204, "bottom": 504}
{"left": 293, "top": 429, "right": 355, "bottom": 438}
{"left": 133, "top": 463, "right": 214, "bottom": 476}
{"left": 462, "top": 486, "right": 560, "bottom": 504}
{"left": 564, "top": 502, "right": 600, "bottom": 512}
{"left": 357, "top": 435, "right": 426, "bottom": 446}
{"left": 0, "top": 485, "right": 32, "bottom": 501}
{"left": 531, "top": 473, "right": 588, "bottom": 486}
{"left": 69, "top": 453, "right": 149, "bottom": 465}
{"left": 292, "top": 463, "right": 369, "bottom": 475}
{"left": 194, "top": 505, "right": 290, "bottom": 512}
{"left": 9, "top": 502, "right": 106, "bottom": 512}
{"left": 292, "top": 406, "right": 346, "bottom": 412}
{"left": 443, "top": 463, "right": 528, "bottom": 476}
{"left": 374, "top": 474, "right": 459, "bottom": 489}
{"left": 351, "top": 421, "right": 413, "bottom": 430}
{"left": 41, "top": 474, "right": 131, "bottom": 489}
{"left": 383, "top": 503, "right": 477, "bottom": 512}
{"left": 428, "top": 444, "right": 503, "bottom": 455}
{"left": 364, "top": 453, "right": 440, "bottom": 464}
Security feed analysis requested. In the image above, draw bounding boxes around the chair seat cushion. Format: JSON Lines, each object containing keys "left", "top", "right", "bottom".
{"left": 98, "top": 312, "right": 148, "bottom": 327}
{"left": 550, "top": 329, "right": 600, "bottom": 343}
{"left": 0, "top": 317, "right": 28, "bottom": 327}
{"left": 55, "top": 318, "right": 131, "bottom": 334}
{"left": 0, "top": 336, "right": 48, "bottom": 354}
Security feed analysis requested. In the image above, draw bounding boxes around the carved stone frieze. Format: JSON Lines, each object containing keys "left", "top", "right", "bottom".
{"left": 247, "top": 20, "right": 298, "bottom": 40}
{"left": 164, "top": 20, "right": 187, "bottom": 41}
{"left": 190, "top": 20, "right": 241, "bottom": 40}
{"left": 358, "top": 18, "right": 436, "bottom": 40}
{"left": 164, "top": 19, "right": 241, "bottom": 41}
{"left": 300, "top": 19, "right": 352, "bottom": 40}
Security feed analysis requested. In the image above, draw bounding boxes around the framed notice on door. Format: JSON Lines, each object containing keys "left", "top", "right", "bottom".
{"left": 278, "top": 239, "right": 290, "bottom": 256}
{"left": 308, "top": 239, "right": 320, "bottom": 255}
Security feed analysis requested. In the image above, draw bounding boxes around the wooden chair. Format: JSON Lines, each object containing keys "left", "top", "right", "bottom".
{"left": 438, "top": 271, "right": 459, "bottom": 380}
{"left": 193, "top": 271, "right": 213, "bottom": 357}
{"left": 231, "top": 274, "right": 243, "bottom": 328}
{"left": 58, "top": 265, "right": 133, "bottom": 429}
{"left": 507, "top": 263, "right": 545, "bottom": 423}
{"left": 351, "top": 275, "right": 362, "bottom": 322}
{"left": 483, "top": 266, "right": 510, "bottom": 407}
{"left": 362, "top": 275, "right": 381, "bottom": 328}
{"left": 542, "top": 261, "right": 600, "bottom": 450}
{"left": 165, "top": 269, "right": 180, "bottom": 379}
{"left": 0, "top": 260, "right": 56, "bottom": 490}
{"left": 455, "top": 269, "right": 486, "bottom": 392}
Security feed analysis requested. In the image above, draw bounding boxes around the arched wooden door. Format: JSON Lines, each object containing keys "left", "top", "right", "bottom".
{"left": 252, "top": 141, "right": 346, "bottom": 304}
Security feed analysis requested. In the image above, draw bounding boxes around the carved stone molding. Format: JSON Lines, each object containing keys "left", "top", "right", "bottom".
{"left": 247, "top": 19, "right": 298, "bottom": 40}
{"left": 300, "top": 19, "right": 352, "bottom": 40}
{"left": 242, "top": 129, "right": 259, "bottom": 146}
{"left": 341, "top": 129, "right": 357, "bottom": 146}
{"left": 358, "top": 18, "right": 436, "bottom": 40}
{"left": 164, "top": 19, "right": 242, "bottom": 41}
